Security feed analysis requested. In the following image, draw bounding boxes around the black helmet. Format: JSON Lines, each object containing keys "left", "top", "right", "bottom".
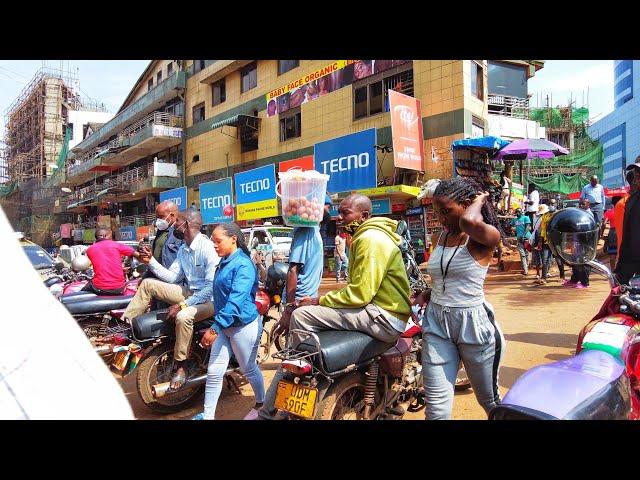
{"left": 265, "top": 262, "right": 288, "bottom": 297}
{"left": 547, "top": 207, "right": 598, "bottom": 265}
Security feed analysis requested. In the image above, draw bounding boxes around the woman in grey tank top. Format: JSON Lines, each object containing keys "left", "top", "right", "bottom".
{"left": 419, "top": 177, "right": 506, "bottom": 419}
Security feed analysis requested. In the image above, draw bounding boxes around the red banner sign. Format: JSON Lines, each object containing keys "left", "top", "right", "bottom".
{"left": 389, "top": 90, "right": 425, "bottom": 172}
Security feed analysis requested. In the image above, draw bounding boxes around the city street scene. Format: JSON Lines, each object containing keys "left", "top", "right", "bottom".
{"left": 1, "top": 60, "right": 639, "bottom": 420}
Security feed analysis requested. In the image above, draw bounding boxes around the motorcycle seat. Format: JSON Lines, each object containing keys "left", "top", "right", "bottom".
{"left": 297, "top": 330, "right": 395, "bottom": 374}
{"left": 60, "top": 292, "right": 98, "bottom": 304}
{"left": 132, "top": 310, "right": 213, "bottom": 340}
{"left": 496, "top": 349, "right": 629, "bottom": 420}
{"left": 65, "top": 295, "right": 133, "bottom": 315}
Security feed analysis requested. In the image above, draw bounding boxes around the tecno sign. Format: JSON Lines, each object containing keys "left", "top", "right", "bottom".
{"left": 314, "top": 129, "right": 377, "bottom": 193}
{"left": 202, "top": 194, "right": 232, "bottom": 209}
{"left": 239, "top": 178, "right": 270, "bottom": 195}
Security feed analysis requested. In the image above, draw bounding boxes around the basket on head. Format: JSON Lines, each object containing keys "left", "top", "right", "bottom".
{"left": 276, "top": 168, "right": 330, "bottom": 227}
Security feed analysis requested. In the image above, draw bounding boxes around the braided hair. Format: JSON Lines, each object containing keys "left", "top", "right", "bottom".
{"left": 433, "top": 177, "right": 505, "bottom": 237}
{"left": 214, "top": 222, "right": 251, "bottom": 258}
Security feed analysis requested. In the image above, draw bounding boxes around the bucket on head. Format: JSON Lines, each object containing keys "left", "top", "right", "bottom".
{"left": 276, "top": 168, "right": 330, "bottom": 227}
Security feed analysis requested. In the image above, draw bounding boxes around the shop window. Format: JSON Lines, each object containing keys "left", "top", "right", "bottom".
{"left": 157, "top": 71, "right": 162, "bottom": 84}
{"left": 148, "top": 79, "right": 153, "bottom": 91}
{"left": 212, "top": 78, "right": 226, "bottom": 106}
{"left": 279, "top": 107, "right": 301, "bottom": 142}
{"left": 278, "top": 60, "right": 299, "bottom": 75}
{"left": 192, "top": 103, "right": 205, "bottom": 123}
{"left": 167, "top": 62, "right": 173, "bottom": 77}
{"left": 241, "top": 62, "right": 258, "bottom": 93}
{"left": 471, "top": 61, "right": 484, "bottom": 100}
{"left": 353, "top": 63, "right": 414, "bottom": 120}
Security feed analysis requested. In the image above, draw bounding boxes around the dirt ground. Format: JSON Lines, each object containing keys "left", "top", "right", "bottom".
{"left": 119, "top": 263, "right": 612, "bottom": 420}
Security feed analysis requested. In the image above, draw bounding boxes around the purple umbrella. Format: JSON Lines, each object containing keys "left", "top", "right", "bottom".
{"left": 494, "top": 138, "right": 569, "bottom": 160}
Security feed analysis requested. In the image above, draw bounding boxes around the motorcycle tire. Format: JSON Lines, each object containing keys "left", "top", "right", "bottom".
{"left": 314, "top": 372, "right": 367, "bottom": 420}
{"left": 136, "top": 342, "right": 204, "bottom": 414}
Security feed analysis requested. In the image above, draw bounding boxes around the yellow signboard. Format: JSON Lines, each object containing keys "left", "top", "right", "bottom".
{"left": 236, "top": 199, "right": 279, "bottom": 221}
{"left": 356, "top": 185, "right": 421, "bottom": 198}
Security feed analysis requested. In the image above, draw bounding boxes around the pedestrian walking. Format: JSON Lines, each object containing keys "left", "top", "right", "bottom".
{"left": 580, "top": 175, "right": 606, "bottom": 228}
{"left": 510, "top": 208, "right": 531, "bottom": 275}
{"left": 334, "top": 228, "right": 348, "bottom": 282}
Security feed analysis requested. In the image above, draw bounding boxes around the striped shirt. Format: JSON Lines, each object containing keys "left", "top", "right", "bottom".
{"left": 149, "top": 233, "right": 220, "bottom": 306}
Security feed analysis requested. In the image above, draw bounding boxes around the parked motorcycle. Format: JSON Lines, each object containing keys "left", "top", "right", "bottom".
{"left": 490, "top": 207, "right": 640, "bottom": 420}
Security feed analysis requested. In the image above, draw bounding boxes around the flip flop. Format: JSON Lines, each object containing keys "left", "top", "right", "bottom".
{"left": 169, "top": 367, "right": 187, "bottom": 391}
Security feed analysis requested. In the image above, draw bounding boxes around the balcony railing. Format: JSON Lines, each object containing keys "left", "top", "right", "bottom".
{"left": 488, "top": 94, "right": 530, "bottom": 119}
{"left": 119, "top": 212, "right": 156, "bottom": 227}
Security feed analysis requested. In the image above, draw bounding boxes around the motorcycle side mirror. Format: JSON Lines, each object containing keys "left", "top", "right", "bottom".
{"left": 396, "top": 220, "right": 408, "bottom": 236}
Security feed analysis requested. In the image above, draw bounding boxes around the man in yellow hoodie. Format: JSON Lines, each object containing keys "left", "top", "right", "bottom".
{"left": 259, "top": 194, "right": 411, "bottom": 419}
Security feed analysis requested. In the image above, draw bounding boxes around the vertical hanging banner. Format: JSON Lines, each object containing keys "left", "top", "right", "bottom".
{"left": 279, "top": 155, "right": 314, "bottom": 173}
{"left": 389, "top": 89, "right": 425, "bottom": 171}
{"left": 200, "top": 178, "right": 234, "bottom": 225}
{"left": 314, "top": 129, "right": 377, "bottom": 193}
{"left": 234, "top": 164, "right": 278, "bottom": 221}
{"left": 160, "top": 186, "right": 188, "bottom": 211}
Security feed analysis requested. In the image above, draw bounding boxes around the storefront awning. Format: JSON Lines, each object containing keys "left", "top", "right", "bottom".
{"left": 210, "top": 114, "right": 261, "bottom": 131}
{"left": 354, "top": 184, "right": 421, "bottom": 200}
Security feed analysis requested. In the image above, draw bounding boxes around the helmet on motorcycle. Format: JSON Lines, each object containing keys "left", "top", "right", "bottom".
{"left": 71, "top": 254, "right": 92, "bottom": 272}
{"left": 547, "top": 207, "right": 598, "bottom": 265}
{"left": 265, "top": 262, "right": 288, "bottom": 296}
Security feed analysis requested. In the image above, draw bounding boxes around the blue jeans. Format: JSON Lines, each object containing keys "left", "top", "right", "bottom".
{"left": 335, "top": 255, "right": 348, "bottom": 280}
{"left": 541, "top": 245, "right": 553, "bottom": 280}
{"left": 203, "top": 318, "right": 265, "bottom": 419}
{"left": 516, "top": 239, "right": 529, "bottom": 273}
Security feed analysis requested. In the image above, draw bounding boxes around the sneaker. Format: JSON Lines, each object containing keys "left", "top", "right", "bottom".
{"left": 243, "top": 408, "right": 260, "bottom": 420}
{"left": 562, "top": 280, "right": 575, "bottom": 287}
{"left": 574, "top": 282, "right": 587, "bottom": 289}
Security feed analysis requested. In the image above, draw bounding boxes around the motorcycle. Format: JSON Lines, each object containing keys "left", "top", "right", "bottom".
{"left": 266, "top": 221, "right": 467, "bottom": 420}
{"left": 490, "top": 207, "right": 640, "bottom": 420}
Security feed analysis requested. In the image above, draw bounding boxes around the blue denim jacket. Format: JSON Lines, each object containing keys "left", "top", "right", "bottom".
{"left": 211, "top": 249, "right": 259, "bottom": 333}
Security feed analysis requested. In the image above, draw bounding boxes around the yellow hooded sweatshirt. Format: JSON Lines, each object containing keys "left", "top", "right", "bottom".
{"left": 320, "top": 217, "right": 411, "bottom": 322}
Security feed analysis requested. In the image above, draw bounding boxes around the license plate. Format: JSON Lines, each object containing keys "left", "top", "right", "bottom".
{"left": 274, "top": 381, "right": 318, "bottom": 419}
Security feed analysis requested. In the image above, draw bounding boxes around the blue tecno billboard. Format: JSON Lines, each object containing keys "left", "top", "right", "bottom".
{"left": 199, "top": 178, "right": 234, "bottom": 225}
{"left": 160, "top": 186, "right": 188, "bottom": 211}
{"left": 314, "top": 129, "right": 377, "bottom": 193}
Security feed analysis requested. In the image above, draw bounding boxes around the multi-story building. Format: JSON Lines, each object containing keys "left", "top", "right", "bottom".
{"left": 61, "top": 60, "right": 186, "bottom": 239}
{"left": 183, "top": 60, "right": 492, "bottom": 211}
{"left": 588, "top": 60, "right": 638, "bottom": 187}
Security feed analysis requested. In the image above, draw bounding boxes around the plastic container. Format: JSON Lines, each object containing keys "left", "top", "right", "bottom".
{"left": 277, "top": 168, "right": 329, "bottom": 227}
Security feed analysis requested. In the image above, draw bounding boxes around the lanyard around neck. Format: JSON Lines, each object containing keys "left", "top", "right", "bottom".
{"left": 440, "top": 231, "right": 465, "bottom": 293}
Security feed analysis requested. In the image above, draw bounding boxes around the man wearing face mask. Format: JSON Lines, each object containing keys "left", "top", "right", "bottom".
{"left": 123, "top": 210, "right": 219, "bottom": 389}
{"left": 258, "top": 194, "right": 411, "bottom": 419}
{"left": 83, "top": 228, "right": 143, "bottom": 295}
{"left": 150, "top": 200, "right": 183, "bottom": 270}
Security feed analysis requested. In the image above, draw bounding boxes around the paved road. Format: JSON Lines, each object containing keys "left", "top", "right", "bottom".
{"left": 120, "top": 266, "right": 612, "bottom": 420}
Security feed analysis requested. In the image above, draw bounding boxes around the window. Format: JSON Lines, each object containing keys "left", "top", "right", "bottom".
{"left": 148, "top": 79, "right": 153, "bottom": 91}
{"left": 167, "top": 62, "right": 173, "bottom": 76}
{"left": 241, "top": 62, "right": 258, "bottom": 93}
{"left": 192, "top": 154, "right": 200, "bottom": 163}
{"left": 487, "top": 61, "right": 526, "bottom": 98}
{"left": 157, "top": 71, "right": 162, "bottom": 84}
{"left": 192, "top": 103, "right": 205, "bottom": 123}
{"left": 278, "top": 60, "right": 299, "bottom": 75}
{"left": 471, "top": 61, "right": 484, "bottom": 100}
{"left": 353, "top": 63, "right": 414, "bottom": 120}
{"left": 212, "top": 78, "right": 226, "bottom": 106}
{"left": 471, "top": 116, "right": 485, "bottom": 138}
{"left": 67, "top": 123, "right": 74, "bottom": 140}
{"left": 194, "top": 60, "right": 206, "bottom": 73}
{"left": 279, "top": 107, "right": 301, "bottom": 142}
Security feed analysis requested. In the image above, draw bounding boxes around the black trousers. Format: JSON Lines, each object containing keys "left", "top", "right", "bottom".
{"left": 570, "top": 265, "right": 590, "bottom": 286}
{"left": 81, "top": 280, "right": 125, "bottom": 296}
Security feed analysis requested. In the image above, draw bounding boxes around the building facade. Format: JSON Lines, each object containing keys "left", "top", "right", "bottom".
{"left": 588, "top": 60, "right": 638, "bottom": 187}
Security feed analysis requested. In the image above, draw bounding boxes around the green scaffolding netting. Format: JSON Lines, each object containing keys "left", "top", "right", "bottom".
{"left": 529, "top": 107, "right": 589, "bottom": 128}
{"left": 0, "top": 180, "right": 18, "bottom": 198}
{"left": 524, "top": 143, "right": 603, "bottom": 195}
{"left": 44, "top": 126, "right": 72, "bottom": 188}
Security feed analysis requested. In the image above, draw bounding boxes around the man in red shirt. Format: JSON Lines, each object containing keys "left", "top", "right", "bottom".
{"left": 83, "top": 228, "right": 142, "bottom": 295}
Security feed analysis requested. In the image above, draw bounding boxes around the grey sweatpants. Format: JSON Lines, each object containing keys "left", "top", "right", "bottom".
{"left": 422, "top": 301, "right": 505, "bottom": 420}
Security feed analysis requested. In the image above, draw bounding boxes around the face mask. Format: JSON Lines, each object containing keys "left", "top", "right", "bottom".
{"left": 343, "top": 220, "right": 362, "bottom": 235}
{"left": 155, "top": 218, "right": 170, "bottom": 231}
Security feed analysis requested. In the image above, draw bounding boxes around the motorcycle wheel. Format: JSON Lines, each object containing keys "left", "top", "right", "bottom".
{"left": 136, "top": 342, "right": 204, "bottom": 414}
{"left": 270, "top": 322, "right": 288, "bottom": 352}
{"left": 314, "top": 372, "right": 367, "bottom": 420}
{"left": 256, "top": 318, "right": 273, "bottom": 364}
{"left": 455, "top": 364, "right": 472, "bottom": 391}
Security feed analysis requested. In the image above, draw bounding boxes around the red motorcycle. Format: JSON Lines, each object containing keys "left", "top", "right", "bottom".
{"left": 491, "top": 207, "right": 640, "bottom": 420}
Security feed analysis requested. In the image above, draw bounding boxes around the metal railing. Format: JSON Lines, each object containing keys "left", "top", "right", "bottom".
{"left": 102, "top": 164, "right": 154, "bottom": 190}
{"left": 488, "top": 94, "right": 530, "bottom": 119}
{"left": 119, "top": 212, "right": 155, "bottom": 227}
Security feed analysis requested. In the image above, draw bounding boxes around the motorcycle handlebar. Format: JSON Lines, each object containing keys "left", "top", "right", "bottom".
{"left": 620, "top": 294, "right": 640, "bottom": 315}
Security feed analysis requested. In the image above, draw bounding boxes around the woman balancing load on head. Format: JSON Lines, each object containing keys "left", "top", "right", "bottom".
{"left": 417, "top": 176, "right": 506, "bottom": 420}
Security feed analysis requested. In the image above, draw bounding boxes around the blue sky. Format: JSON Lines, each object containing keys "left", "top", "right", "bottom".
{"left": 527, "top": 60, "right": 614, "bottom": 122}
{"left": 0, "top": 59, "right": 617, "bottom": 139}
